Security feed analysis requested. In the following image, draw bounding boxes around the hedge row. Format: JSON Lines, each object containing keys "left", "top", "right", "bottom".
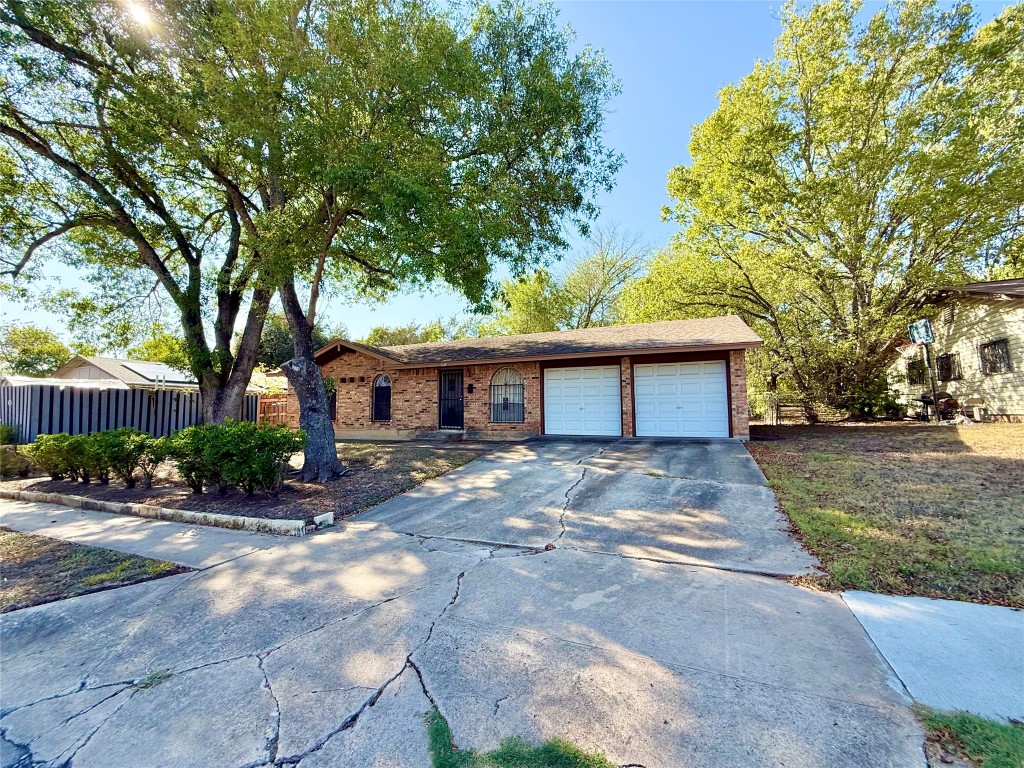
{"left": 23, "top": 422, "right": 306, "bottom": 496}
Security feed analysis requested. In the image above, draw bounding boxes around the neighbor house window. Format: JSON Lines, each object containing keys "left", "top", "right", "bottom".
{"left": 489, "top": 368, "right": 525, "bottom": 423}
{"left": 941, "top": 304, "right": 954, "bottom": 327}
{"left": 980, "top": 339, "right": 1012, "bottom": 375}
{"left": 372, "top": 374, "right": 392, "bottom": 421}
{"left": 907, "top": 359, "right": 927, "bottom": 387}
{"left": 936, "top": 352, "right": 962, "bottom": 382}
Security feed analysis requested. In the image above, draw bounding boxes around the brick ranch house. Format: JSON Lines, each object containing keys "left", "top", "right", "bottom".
{"left": 283, "top": 315, "right": 762, "bottom": 441}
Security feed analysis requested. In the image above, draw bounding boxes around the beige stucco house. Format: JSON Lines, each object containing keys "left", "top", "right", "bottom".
{"left": 889, "top": 278, "right": 1024, "bottom": 421}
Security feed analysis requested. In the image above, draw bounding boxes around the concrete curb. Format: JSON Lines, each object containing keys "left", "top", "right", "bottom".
{"left": 0, "top": 488, "right": 332, "bottom": 537}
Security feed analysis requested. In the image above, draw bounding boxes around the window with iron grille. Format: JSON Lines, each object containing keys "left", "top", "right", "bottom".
{"left": 936, "top": 352, "right": 962, "bottom": 382}
{"left": 372, "top": 374, "right": 392, "bottom": 421}
{"left": 907, "top": 359, "right": 927, "bottom": 387}
{"left": 489, "top": 368, "right": 525, "bottom": 423}
{"left": 980, "top": 339, "right": 1012, "bottom": 375}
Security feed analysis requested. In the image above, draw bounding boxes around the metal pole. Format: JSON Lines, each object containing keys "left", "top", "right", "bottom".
{"left": 925, "top": 343, "right": 941, "bottom": 423}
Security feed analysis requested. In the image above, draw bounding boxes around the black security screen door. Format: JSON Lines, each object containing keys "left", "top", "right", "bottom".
{"left": 438, "top": 370, "right": 464, "bottom": 429}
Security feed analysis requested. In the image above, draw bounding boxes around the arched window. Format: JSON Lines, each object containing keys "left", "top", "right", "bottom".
{"left": 372, "top": 374, "right": 392, "bottom": 422}
{"left": 489, "top": 368, "right": 525, "bottom": 423}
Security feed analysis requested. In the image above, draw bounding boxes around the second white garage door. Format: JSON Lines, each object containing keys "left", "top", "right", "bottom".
{"left": 544, "top": 366, "right": 621, "bottom": 436}
{"left": 634, "top": 361, "right": 729, "bottom": 438}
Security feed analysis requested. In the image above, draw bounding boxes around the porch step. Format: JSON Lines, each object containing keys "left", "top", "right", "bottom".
{"left": 417, "top": 429, "right": 466, "bottom": 442}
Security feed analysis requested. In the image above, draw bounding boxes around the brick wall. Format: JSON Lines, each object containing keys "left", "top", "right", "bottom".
{"left": 620, "top": 356, "right": 634, "bottom": 437}
{"left": 284, "top": 351, "right": 439, "bottom": 432}
{"left": 729, "top": 349, "right": 750, "bottom": 440}
{"left": 287, "top": 347, "right": 753, "bottom": 440}
{"left": 462, "top": 362, "right": 542, "bottom": 435}
{"left": 285, "top": 353, "right": 545, "bottom": 436}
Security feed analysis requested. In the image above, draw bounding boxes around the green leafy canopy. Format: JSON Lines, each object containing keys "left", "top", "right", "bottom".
{"left": 622, "top": 0, "right": 1024, "bottom": 414}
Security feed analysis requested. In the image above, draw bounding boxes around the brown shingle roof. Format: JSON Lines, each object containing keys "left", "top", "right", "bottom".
{"left": 318, "top": 316, "right": 761, "bottom": 368}
{"left": 933, "top": 278, "right": 1024, "bottom": 299}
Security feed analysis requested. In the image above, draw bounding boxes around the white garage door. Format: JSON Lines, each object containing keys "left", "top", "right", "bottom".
{"left": 634, "top": 361, "right": 729, "bottom": 438}
{"left": 544, "top": 366, "right": 622, "bottom": 436}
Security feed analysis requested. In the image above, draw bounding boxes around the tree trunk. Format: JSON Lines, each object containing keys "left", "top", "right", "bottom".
{"left": 199, "top": 376, "right": 250, "bottom": 424}
{"left": 279, "top": 279, "right": 345, "bottom": 482}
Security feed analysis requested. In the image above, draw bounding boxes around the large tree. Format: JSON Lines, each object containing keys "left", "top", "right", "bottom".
{"left": 1, "top": 0, "right": 273, "bottom": 423}
{"left": 623, "top": 0, "right": 1024, "bottom": 417}
{"left": 1, "top": 0, "right": 619, "bottom": 480}
{"left": 177, "top": 0, "right": 621, "bottom": 479}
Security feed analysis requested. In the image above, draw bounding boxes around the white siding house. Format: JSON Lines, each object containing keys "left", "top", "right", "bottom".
{"left": 889, "top": 279, "right": 1024, "bottom": 421}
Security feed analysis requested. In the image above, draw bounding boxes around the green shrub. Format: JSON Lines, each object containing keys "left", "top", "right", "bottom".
{"left": 168, "top": 425, "right": 223, "bottom": 494}
{"left": 0, "top": 424, "right": 18, "bottom": 445}
{"left": 139, "top": 436, "right": 171, "bottom": 489}
{"left": 167, "top": 421, "right": 305, "bottom": 495}
{"left": 90, "top": 429, "right": 151, "bottom": 488}
{"left": 23, "top": 433, "right": 76, "bottom": 480}
{"left": 0, "top": 445, "right": 33, "bottom": 478}
{"left": 843, "top": 374, "right": 905, "bottom": 421}
{"left": 219, "top": 421, "right": 306, "bottom": 495}
{"left": 64, "top": 434, "right": 110, "bottom": 484}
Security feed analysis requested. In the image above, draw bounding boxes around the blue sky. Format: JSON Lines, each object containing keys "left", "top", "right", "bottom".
{"left": 1, "top": 1, "right": 1012, "bottom": 342}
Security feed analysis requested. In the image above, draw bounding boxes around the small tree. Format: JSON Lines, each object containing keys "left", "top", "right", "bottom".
{"left": 483, "top": 225, "right": 648, "bottom": 335}
{"left": 0, "top": 325, "right": 71, "bottom": 376}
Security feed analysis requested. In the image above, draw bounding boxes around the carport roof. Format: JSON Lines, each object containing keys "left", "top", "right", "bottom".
{"left": 315, "top": 315, "right": 762, "bottom": 368}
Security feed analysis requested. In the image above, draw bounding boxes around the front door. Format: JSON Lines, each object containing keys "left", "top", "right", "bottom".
{"left": 438, "top": 369, "right": 464, "bottom": 429}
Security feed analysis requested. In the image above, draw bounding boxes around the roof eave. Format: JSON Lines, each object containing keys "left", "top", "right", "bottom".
{"left": 384, "top": 340, "right": 762, "bottom": 369}
{"left": 313, "top": 339, "right": 403, "bottom": 365}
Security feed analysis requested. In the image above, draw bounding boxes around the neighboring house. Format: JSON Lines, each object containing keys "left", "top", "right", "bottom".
{"left": 285, "top": 315, "right": 761, "bottom": 440}
{"left": 54, "top": 355, "right": 196, "bottom": 389}
{"left": 1, "top": 357, "right": 257, "bottom": 442}
{"left": 889, "top": 278, "right": 1024, "bottom": 421}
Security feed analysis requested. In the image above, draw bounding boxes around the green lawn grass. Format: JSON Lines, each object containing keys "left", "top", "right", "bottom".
{"left": 748, "top": 424, "right": 1024, "bottom": 606}
{"left": 918, "top": 706, "right": 1024, "bottom": 768}
{"left": 426, "top": 708, "right": 615, "bottom": 768}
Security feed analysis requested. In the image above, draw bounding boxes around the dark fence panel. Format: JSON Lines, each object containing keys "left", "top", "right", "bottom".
{"left": 0, "top": 384, "right": 259, "bottom": 442}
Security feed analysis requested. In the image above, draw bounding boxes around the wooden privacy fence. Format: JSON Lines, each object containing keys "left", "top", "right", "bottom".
{"left": 0, "top": 382, "right": 258, "bottom": 443}
{"left": 257, "top": 393, "right": 291, "bottom": 426}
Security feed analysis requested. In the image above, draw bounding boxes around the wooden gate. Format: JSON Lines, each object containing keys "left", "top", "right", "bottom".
{"left": 257, "top": 394, "right": 290, "bottom": 426}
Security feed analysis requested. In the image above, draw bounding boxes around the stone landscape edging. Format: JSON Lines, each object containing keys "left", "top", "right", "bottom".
{"left": 0, "top": 488, "right": 332, "bottom": 536}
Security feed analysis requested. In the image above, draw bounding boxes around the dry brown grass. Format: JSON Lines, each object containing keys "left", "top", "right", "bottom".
{"left": 0, "top": 527, "right": 185, "bottom": 612}
{"left": 748, "top": 422, "right": 1024, "bottom": 606}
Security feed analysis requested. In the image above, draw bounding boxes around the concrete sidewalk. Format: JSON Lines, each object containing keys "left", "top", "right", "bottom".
{"left": 0, "top": 499, "right": 276, "bottom": 569}
{"left": 843, "top": 591, "right": 1024, "bottom": 721}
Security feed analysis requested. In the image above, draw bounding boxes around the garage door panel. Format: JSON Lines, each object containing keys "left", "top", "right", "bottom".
{"left": 544, "top": 365, "right": 621, "bottom": 436}
{"left": 634, "top": 361, "right": 729, "bottom": 438}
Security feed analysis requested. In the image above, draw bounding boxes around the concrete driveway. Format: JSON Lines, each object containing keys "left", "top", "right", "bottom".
{"left": 358, "top": 438, "right": 819, "bottom": 575}
{"left": 0, "top": 440, "right": 927, "bottom": 768}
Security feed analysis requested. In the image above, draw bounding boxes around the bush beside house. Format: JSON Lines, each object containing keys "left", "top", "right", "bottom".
{"left": 21, "top": 422, "right": 306, "bottom": 496}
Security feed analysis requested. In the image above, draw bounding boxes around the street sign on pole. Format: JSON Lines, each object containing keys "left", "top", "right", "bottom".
{"left": 908, "top": 319, "right": 941, "bottom": 422}
{"left": 908, "top": 319, "right": 934, "bottom": 345}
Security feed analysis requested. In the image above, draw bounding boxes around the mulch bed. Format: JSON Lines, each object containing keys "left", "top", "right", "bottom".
{"left": 17, "top": 441, "right": 497, "bottom": 522}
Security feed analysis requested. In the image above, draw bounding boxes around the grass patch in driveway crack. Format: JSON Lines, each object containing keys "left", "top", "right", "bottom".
{"left": 426, "top": 707, "right": 616, "bottom": 768}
